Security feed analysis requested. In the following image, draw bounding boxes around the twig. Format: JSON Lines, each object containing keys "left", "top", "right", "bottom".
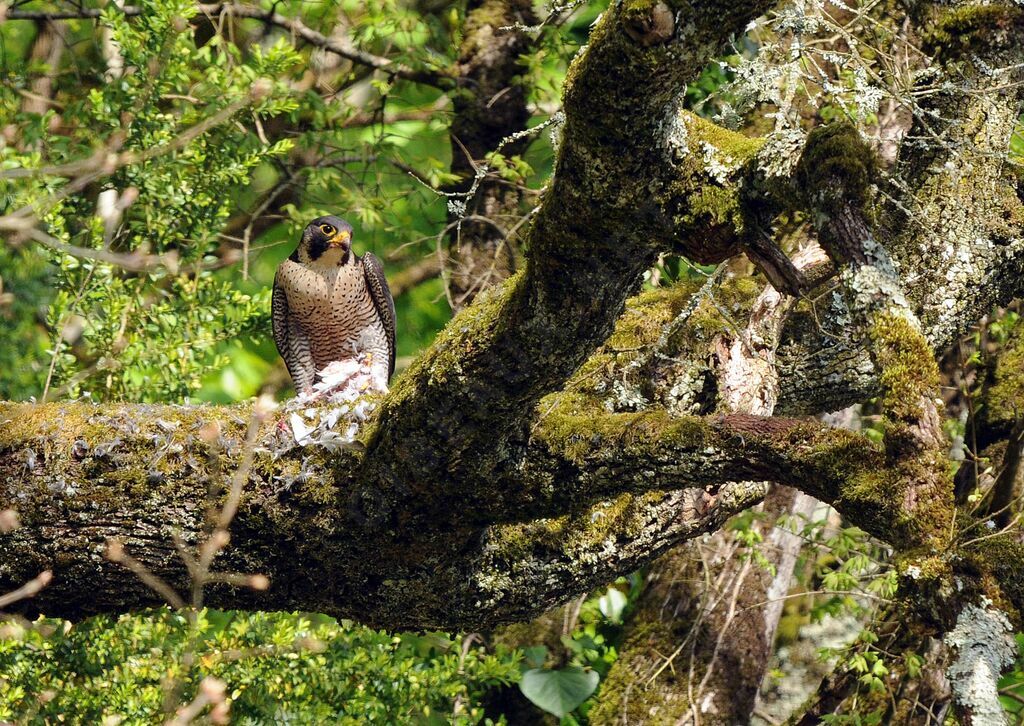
{"left": 25, "top": 228, "right": 172, "bottom": 272}
{"left": 0, "top": 96, "right": 249, "bottom": 182}
{"left": 165, "top": 676, "right": 228, "bottom": 726}
{"left": 4, "top": 3, "right": 453, "bottom": 88}
{"left": 986, "top": 418, "right": 1024, "bottom": 528}
{"left": 106, "top": 539, "right": 186, "bottom": 609}
{"left": 0, "top": 571, "right": 52, "bottom": 609}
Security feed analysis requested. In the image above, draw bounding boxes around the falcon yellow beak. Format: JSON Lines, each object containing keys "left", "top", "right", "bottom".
{"left": 328, "top": 230, "right": 350, "bottom": 248}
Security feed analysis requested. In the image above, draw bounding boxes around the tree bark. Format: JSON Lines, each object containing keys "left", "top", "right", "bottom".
{"left": 1, "top": 7, "right": 1024, "bottom": 685}
{"left": 589, "top": 486, "right": 818, "bottom": 725}
{"left": 21, "top": 21, "right": 65, "bottom": 116}
{"left": 442, "top": 0, "right": 537, "bottom": 309}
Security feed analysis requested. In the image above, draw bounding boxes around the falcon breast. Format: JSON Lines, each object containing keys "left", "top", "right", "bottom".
{"left": 271, "top": 215, "right": 396, "bottom": 395}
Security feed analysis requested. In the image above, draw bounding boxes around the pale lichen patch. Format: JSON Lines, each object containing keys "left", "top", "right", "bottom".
{"left": 943, "top": 597, "right": 1016, "bottom": 726}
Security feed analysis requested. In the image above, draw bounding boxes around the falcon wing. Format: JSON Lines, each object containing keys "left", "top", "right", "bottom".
{"left": 361, "top": 252, "right": 396, "bottom": 381}
{"left": 272, "top": 271, "right": 316, "bottom": 393}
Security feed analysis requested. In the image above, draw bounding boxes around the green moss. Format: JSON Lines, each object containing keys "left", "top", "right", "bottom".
{"left": 690, "top": 185, "right": 740, "bottom": 225}
{"left": 666, "top": 113, "right": 766, "bottom": 247}
{"left": 561, "top": 280, "right": 703, "bottom": 402}
{"left": 486, "top": 519, "right": 563, "bottom": 564}
{"left": 610, "top": 283, "right": 698, "bottom": 348}
{"left": 835, "top": 449, "right": 952, "bottom": 550}
{"left": 561, "top": 275, "right": 759, "bottom": 411}
{"left": 868, "top": 313, "right": 940, "bottom": 423}
{"left": 986, "top": 329, "right": 1024, "bottom": 428}
{"left": 535, "top": 403, "right": 708, "bottom": 467}
{"left": 0, "top": 400, "right": 347, "bottom": 545}
{"left": 383, "top": 271, "right": 524, "bottom": 405}
{"left": 963, "top": 536, "right": 1024, "bottom": 626}
{"left": 486, "top": 490, "right": 677, "bottom": 571}
{"left": 621, "top": 0, "right": 660, "bottom": 17}
{"left": 0, "top": 402, "right": 244, "bottom": 515}
{"left": 924, "top": 5, "right": 1024, "bottom": 57}
{"left": 428, "top": 272, "right": 522, "bottom": 385}
{"left": 759, "top": 419, "right": 956, "bottom": 549}
{"left": 795, "top": 123, "right": 875, "bottom": 213}
{"left": 683, "top": 112, "right": 765, "bottom": 161}
{"left": 587, "top": 620, "right": 692, "bottom": 724}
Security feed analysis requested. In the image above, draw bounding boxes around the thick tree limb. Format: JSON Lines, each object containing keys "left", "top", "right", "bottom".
{"left": 3, "top": 0, "right": 1024, "bottom": 643}
{"left": 0, "top": 398, "right": 868, "bottom": 625}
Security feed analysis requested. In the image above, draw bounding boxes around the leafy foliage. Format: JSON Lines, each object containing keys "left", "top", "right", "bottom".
{"left": 0, "top": 246, "right": 51, "bottom": 400}
{"left": 0, "top": 609, "right": 519, "bottom": 724}
{"left": 0, "top": 0, "right": 581, "bottom": 721}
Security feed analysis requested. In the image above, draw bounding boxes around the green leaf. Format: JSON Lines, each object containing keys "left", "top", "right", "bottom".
{"left": 598, "top": 587, "right": 628, "bottom": 624}
{"left": 518, "top": 666, "right": 599, "bottom": 718}
{"left": 522, "top": 646, "right": 548, "bottom": 669}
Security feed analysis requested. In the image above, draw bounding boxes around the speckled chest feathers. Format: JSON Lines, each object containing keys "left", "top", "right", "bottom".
{"left": 272, "top": 216, "right": 396, "bottom": 394}
{"left": 276, "top": 254, "right": 389, "bottom": 369}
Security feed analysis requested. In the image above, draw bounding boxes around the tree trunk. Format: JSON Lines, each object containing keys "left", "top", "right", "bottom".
{"left": 1, "top": 20, "right": 1024, "bottom": 726}
{"left": 443, "top": 0, "right": 537, "bottom": 309}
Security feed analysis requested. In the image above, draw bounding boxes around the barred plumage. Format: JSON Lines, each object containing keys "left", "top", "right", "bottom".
{"left": 272, "top": 216, "right": 395, "bottom": 393}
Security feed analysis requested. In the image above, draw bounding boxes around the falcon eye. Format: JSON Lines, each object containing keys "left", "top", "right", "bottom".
{"left": 319, "top": 224, "right": 335, "bottom": 235}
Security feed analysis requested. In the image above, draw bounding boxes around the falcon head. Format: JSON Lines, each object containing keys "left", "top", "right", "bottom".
{"left": 298, "top": 215, "right": 354, "bottom": 264}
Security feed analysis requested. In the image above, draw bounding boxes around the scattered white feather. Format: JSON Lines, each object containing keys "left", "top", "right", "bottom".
{"left": 284, "top": 353, "right": 388, "bottom": 450}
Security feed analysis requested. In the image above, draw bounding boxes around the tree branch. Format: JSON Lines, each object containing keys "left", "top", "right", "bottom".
{"left": 388, "top": 255, "right": 443, "bottom": 297}
{"left": 2, "top": 3, "right": 453, "bottom": 88}
{"left": 4, "top": 0, "right": 1024, "bottom": 646}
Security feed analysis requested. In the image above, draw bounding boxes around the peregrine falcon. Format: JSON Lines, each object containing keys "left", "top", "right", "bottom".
{"left": 272, "top": 216, "right": 396, "bottom": 394}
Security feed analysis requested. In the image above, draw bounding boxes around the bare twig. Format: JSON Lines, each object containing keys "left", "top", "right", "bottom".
{"left": 165, "top": 676, "right": 229, "bottom": 726}
{"left": 105, "top": 539, "right": 187, "bottom": 609}
{"left": 25, "top": 228, "right": 174, "bottom": 272}
{"left": 0, "top": 570, "right": 52, "bottom": 609}
{"left": 0, "top": 95, "right": 250, "bottom": 183}
{"left": 987, "top": 418, "right": 1024, "bottom": 528}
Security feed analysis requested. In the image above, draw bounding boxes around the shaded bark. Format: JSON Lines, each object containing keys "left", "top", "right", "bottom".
{"left": 589, "top": 487, "right": 816, "bottom": 725}
{"left": 443, "top": 0, "right": 537, "bottom": 308}
{"left": 988, "top": 420, "right": 1024, "bottom": 529}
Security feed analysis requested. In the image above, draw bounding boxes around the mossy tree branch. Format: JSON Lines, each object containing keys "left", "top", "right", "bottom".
{"left": 0, "top": 397, "right": 878, "bottom": 626}
{"left": 3, "top": 1, "right": 1024, "bottom": 649}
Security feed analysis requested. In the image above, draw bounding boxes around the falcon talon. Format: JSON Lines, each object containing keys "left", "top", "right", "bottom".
{"left": 272, "top": 215, "right": 396, "bottom": 399}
